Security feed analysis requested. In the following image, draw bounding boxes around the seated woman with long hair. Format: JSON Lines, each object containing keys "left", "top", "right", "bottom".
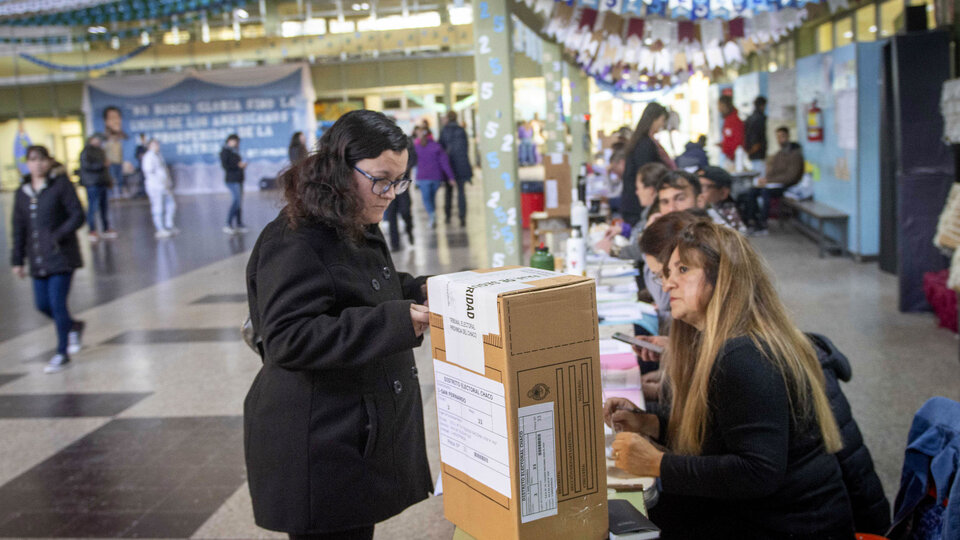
{"left": 605, "top": 221, "right": 854, "bottom": 539}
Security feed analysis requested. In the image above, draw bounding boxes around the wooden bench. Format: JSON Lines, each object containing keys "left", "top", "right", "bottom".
{"left": 781, "top": 199, "right": 849, "bottom": 258}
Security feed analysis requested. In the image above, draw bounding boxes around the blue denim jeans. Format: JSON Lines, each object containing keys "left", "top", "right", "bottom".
{"left": 226, "top": 182, "right": 244, "bottom": 227}
{"left": 110, "top": 163, "right": 124, "bottom": 195}
{"left": 84, "top": 185, "right": 110, "bottom": 232}
{"left": 418, "top": 181, "right": 442, "bottom": 220}
{"left": 32, "top": 272, "right": 75, "bottom": 355}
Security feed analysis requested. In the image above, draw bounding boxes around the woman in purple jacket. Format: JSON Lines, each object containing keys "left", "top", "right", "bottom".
{"left": 413, "top": 128, "right": 454, "bottom": 229}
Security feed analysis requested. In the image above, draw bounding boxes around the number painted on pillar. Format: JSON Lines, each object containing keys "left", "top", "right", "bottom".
{"left": 486, "top": 151, "right": 500, "bottom": 169}
{"left": 500, "top": 134, "right": 514, "bottom": 152}
{"left": 478, "top": 35, "right": 491, "bottom": 54}
{"left": 492, "top": 252, "right": 505, "bottom": 267}
{"left": 493, "top": 16, "right": 505, "bottom": 33}
{"left": 479, "top": 1, "right": 490, "bottom": 18}
{"left": 484, "top": 121, "right": 499, "bottom": 139}
{"left": 507, "top": 207, "right": 517, "bottom": 226}
{"left": 500, "top": 172, "right": 514, "bottom": 190}
{"left": 480, "top": 82, "right": 494, "bottom": 100}
{"left": 487, "top": 191, "right": 501, "bottom": 208}
{"left": 489, "top": 57, "right": 503, "bottom": 75}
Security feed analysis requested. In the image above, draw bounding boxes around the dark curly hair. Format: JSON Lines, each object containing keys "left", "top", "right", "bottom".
{"left": 280, "top": 110, "right": 408, "bottom": 242}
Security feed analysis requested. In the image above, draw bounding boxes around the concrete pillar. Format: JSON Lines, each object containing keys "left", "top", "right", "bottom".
{"left": 472, "top": 0, "right": 522, "bottom": 266}
{"left": 567, "top": 63, "right": 590, "bottom": 182}
{"left": 542, "top": 42, "right": 566, "bottom": 156}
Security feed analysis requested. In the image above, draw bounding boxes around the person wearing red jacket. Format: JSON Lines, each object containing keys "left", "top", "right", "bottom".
{"left": 717, "top": 95, "right": 744, "bottom": 165}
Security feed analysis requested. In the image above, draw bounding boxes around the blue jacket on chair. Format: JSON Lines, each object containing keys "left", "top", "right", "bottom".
{"left": 890, "top": 396, "right": 960, "bottom": 540}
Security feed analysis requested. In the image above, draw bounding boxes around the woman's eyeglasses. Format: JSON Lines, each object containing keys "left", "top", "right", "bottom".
{"left": 354, "top": 166, "right": 411, "bottom": 195}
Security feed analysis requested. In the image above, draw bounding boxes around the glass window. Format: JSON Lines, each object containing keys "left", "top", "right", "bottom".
{"left": 836, "top": 16, "right": 854, "bottom": 47}
{"left": 881, "top": 0, "right": 903, "bottom": 37}
{"left": 818, "top": 23, "right": 833, "bottom": 52}
{"left": 856, "top": 4, "right": 877, "bottom": 42}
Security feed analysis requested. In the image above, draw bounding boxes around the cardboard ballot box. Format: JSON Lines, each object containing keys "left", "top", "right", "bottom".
{"left": 428, "top": 267, "right": 608, "bottom": 540}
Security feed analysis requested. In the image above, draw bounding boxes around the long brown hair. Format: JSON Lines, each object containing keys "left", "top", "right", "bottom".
{"left": 281, "top": 110, "right": 408, "bottom": 242}
{"left": 663, "top": 221, "right": 843, "bottom": 455}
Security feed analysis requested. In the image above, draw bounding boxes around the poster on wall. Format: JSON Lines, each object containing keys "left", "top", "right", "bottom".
{"left": 83, "top": 64, "right": 316, "bottom": 194}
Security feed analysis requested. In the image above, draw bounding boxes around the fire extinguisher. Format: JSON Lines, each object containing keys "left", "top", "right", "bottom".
{"left": 807, "top": 100, "right": 823, "bottom": 142}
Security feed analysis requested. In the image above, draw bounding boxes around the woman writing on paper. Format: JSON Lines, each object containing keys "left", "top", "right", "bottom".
{"left": 244, "top": 110, "right": 432, "bottom": 540}
{"left": 603, "top": 221, "right": 854, "bottom": 539}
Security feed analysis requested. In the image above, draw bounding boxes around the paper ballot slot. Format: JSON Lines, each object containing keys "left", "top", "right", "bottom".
{"left": 428, "top": 267, "right": 608, "bottom": 540}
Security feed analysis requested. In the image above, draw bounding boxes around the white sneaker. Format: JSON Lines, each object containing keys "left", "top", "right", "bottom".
{"left": 44, "top": 354, "right": 71, "bottom": 374}
{"left": 101, "top": 230, "right": 119, "bottom": 239}
{"left": 67, "top": 321, "right": 85, "bottom": 355}
{"left": 234, "top": 225, "right": 249, "bottom": 233}
{"left": 155, "top": 229, "right": 173, "bottom": 238}
{"left": 222, "top": 226, "right": 236, "bottom": 235}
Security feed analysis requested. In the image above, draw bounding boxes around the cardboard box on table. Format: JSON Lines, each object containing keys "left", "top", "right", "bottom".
{"left": 543, "top": 154, "right": 572, "bottom": 218}
{"left": 428, "top": 267, "right": 608, "bottom": 540}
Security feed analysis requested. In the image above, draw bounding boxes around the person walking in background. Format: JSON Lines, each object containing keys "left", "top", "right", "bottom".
{"left": 79, "top": 134, "right": 118, "bottom": 242}
{"left": 621, "top": 102, "right": 676, "bottom": 225}
{"left": 102, "top": 106, "right": 128, "bottom": 199}
{"left": 141, "top": 139, "right": 178, "bottom": 239}
{"left": 717, "top": 95, "right": 744, "bottom": 168}
{"left": 10, "top": 146, "right": 86, "bottom": 374}
{"left": 132, "top": 132, "right": 148, "bottom": 198}
{"left": 744, "top": 96, "right": 768, "bottom": 176}
{"left": 742, "top": 126, "right": 805, "bottom": 234}
{"left": 220, "top": 134, "right": 248, "bottom": 235}
{"left": 288, "top": 131, "right": 307, "bottom": 165}
{"left": 413, "top": 127, "right": 454, "bottom": 229}
{"left": 385, "top": 132, "right": 417, "bottom": 251}
{"left": 438, "top": 111, "right": 472, "bottom": 227}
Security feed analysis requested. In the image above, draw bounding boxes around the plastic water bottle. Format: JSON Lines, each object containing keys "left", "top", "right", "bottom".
{"left": 565, "top": 228, "right": 586, "bottom": 276}
{"left": 570, "top": 188, "right": 589, "bottom": 245}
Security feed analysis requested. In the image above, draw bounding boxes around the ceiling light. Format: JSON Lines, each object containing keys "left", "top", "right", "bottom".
{"left": 140, "top": 31, "right": 150, "bottom": 45}
{"left": 361, "top": 3, "right": 370, "bottom": 9}
{"left": 843, "top": 31, "right": 853, "bottom": 38}
{"left": 869, "top": 25, "right": 877, "bottom": 33}
{"left": 351, "top": 3, "right": 361, "bottom": 9}
{"left": 87, "top": 26, "right": 106, "bottom": 34}
{"left": 235, "top": 8, "right": 249, "bottom": 19}
{"left": 111, "top": 36, "right": 119, "bottom": 49}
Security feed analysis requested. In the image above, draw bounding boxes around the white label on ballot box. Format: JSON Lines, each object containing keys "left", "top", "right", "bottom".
{"left": 518, "top": 401, "right": 558, "bottom": 523}
{"left": 428, "top": 267, "right": 555, "bottom": 374}
{"left": 433, "top": 359, "right": 512, "bottom": 498}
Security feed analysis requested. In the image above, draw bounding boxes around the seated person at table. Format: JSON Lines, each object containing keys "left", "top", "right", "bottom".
{"left": 697, "top": 166, "right": 747, "bottom": 233}
{"left": 604, "top": 221, "right": 853, "bottom": 540}
{"left": 596, "top": 162, "right": 670, "bottom": 259}
{"left": 604, "top": 142, "right": 627, "bottom": 212}
{"left": 741, "top": 126, "right": 805, "bottom": 233}
{"left": 675, "top": 135, "right": 709, "bottom": 172}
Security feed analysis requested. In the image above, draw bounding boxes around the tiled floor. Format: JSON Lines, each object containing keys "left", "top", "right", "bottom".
{"left": 0, "top": 180, "right": 957, "bottom": 539}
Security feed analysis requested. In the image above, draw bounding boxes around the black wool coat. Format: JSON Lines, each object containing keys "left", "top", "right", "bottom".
{"left": 244, "top": 212, "right": 432, "bottom": 534}
{"left": 10, "top": 172, "right": 85, "bottom": 278}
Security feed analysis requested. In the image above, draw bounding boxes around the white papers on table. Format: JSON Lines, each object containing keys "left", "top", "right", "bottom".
{"left": 598, "top": 301, "right": 657, "bottom": 323}
{"left": 599, "top": 338, "right": 634, "bottom": 356}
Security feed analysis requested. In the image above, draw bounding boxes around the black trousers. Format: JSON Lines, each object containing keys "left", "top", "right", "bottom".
{"left": 289, "top": 525, "right": 374, "bottom": 540}
{"left": 739, "top": 187, "right": 784, "bottom": 229}
{"left": 384, "top": 190, "right": 413, "bottom": 248}
{"left": 443, "top": 177, "right": 468, "bottom": 223}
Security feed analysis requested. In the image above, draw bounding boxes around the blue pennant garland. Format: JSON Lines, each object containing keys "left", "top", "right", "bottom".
{"left": 18, "top": 44, "right": 151, "bottom": 71}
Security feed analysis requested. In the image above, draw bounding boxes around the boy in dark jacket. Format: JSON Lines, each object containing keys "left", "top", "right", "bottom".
{"left": 79, "top": 134, "right": 117, "bottom": 242}
{"left": 438, "top": 111, "right": 472, "bottom": 227}
{"left": 11, "top": 146, "right": 87, "bottom": 373}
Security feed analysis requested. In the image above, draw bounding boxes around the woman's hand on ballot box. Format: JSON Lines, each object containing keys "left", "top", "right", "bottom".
{"left": 612, "top": 432, "right": 664, "bottom": 478}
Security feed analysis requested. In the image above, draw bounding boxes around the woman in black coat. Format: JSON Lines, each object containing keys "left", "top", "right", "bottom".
{"left": 10, "top": 145, "right": 86, "bottom": 373}
{"left": 621, "top": 102, "right": 675, "bottom": 225}
{"left": 244, "top": 110, "right": 431, "bottom": 540}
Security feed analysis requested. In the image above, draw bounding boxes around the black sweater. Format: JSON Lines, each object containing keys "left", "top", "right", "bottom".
{"left": 652, "top": 336, "right": 854, "bottom": 539}
{"left": 620, "top": 137, "right": 662, "bottom": 225}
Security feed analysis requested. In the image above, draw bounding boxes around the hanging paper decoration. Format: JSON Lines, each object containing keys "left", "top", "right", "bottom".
{"left": 14, "top": 128, "right": 31, "bottom": 176}
{"left": 0, "top": 0, "right": 250, "bottom": 44}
